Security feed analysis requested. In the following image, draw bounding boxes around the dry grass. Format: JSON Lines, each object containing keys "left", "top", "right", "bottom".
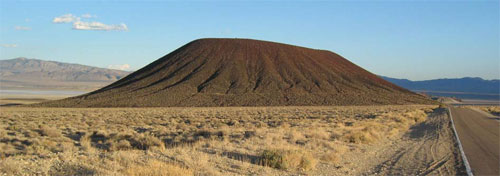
{"left": 259, "top": 149, "right": 317, "bottom": 171}
{"left": 478, "top": 106, "right": 500, "bottom": 116}
{"left": 124, "top": 160, "right": 193, "bottom": 176}
{"left": 321, "top": 152, "right": 339, "bottom": 164}
{"left": 38, "top": 125, "right": 62, "bottom": 138}
{"left": 0, "top": 158, "right": 21, "bottom": 175}
{"left": 0, "top": 105, "right": 436, "bottom": 175}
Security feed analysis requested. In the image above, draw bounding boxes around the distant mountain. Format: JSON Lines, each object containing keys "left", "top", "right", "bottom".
{"left": 381, "top": 76, "right": 500, "bottom": 95}
{"left": 0, "top": 58, "right": 130, "bottom": 90}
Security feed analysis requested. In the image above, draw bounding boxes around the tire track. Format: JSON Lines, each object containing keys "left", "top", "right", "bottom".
{"left": 367, "top": 108, "right": 465, "bottom": 175}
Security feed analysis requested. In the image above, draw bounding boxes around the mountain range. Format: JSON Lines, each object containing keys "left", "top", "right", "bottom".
{"left": 0, "top": 58, "right": 130, "bottom": 90}
{"left": 380, "top": 76, "right": 499, "bottom": 94}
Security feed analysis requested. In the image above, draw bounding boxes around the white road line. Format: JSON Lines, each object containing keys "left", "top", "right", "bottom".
{"left": 448, "top": 107, "right": 474, "bottom": 176}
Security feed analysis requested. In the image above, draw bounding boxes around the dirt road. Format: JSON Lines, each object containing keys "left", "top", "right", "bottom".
{"left": 364, "top": 108, "right": 465, "bottom": 175}
{"left": 450, "top": 107, "right": 500, "bottom": 175}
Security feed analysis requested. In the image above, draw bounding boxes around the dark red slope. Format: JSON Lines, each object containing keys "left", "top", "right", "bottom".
{"left": 39, "top": 38, "right": 434, "bottom": 107}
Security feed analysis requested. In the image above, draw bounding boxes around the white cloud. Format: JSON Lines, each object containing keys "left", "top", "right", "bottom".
{"left": 1, "top": 44, "right": 18, "bottom": 48}
{"left": 25, "top": 18, "right": 31, "bottom": 22}
{"left": 73, "top": 21, "right": 128, "bottom": 31}
{"left": 81, "top": 14, "right": 97, "bottom": 18}
{"left": 108, "top": 64, "right": 130, "bottom": 71}
{"left": 53, "top": 13, "right": 127, "bottom": 31}
{"left": 52, "top": 14, "right": 80, "bottom": 23}
{"left": 15, "top": 26, "right": 31, "bottom": 30}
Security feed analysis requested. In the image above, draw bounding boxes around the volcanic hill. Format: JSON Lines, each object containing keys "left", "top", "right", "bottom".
{"left": 39, "top": 38, "right": 434, "bottom": 107}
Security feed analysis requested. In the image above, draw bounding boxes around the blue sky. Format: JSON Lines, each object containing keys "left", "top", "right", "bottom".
{"left": 0, "top": 0, "right": 498, "bottom": 80}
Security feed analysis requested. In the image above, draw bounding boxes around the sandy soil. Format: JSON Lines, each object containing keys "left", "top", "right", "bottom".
{"left": 368, "top": 108, "right": 464, "bottom": 175}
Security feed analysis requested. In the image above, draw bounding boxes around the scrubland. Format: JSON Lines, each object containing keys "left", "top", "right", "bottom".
{"left": 0, "top": 105, "right": 462, "bottom": 175}
{"left": 478, "top": 106, "right": 500, "bottom": 116}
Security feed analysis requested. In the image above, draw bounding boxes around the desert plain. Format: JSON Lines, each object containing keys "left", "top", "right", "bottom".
{"left": 0, "top": 105, "right": 471, "bottom": 175}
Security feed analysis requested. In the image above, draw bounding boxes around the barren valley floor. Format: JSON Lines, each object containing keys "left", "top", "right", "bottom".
{"left": 0, "top": 105, "right": 465, "bottom": 175}
{"left": 0, "top": 90, "right": 85, "bottom": 106}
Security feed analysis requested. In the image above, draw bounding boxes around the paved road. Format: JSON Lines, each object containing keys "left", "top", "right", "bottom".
{"left": 450, "top": 107, "right": 499, "bottom": 175}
